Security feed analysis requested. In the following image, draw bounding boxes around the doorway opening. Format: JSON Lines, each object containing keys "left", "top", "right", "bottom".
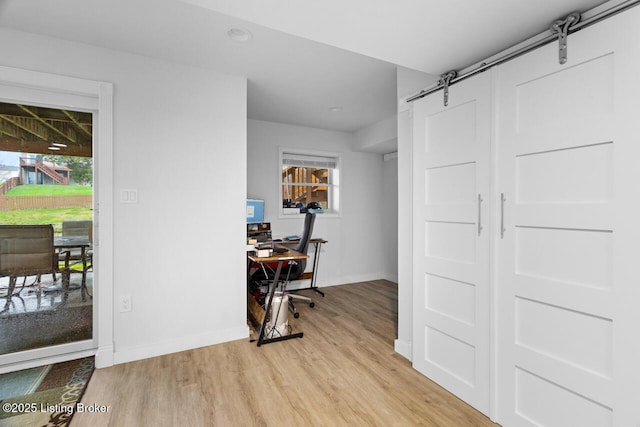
{"left": 0, "top": 101, "right": 95, "bottom": 363}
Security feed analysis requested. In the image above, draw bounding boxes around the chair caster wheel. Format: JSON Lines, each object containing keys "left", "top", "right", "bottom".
{"left": 294, "top": 312, "right": 300, "bottom": 319}
{"left": 309, "top": 302, "right": 315, "bottom": 308}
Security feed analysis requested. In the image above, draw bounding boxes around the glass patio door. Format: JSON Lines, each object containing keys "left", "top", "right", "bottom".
{"left": 0, "top": 95, "right": 97, "bottom": 367}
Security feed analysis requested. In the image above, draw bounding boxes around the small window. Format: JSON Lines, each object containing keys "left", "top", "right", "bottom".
{"left": 279, "top": 148, "right": 340, "bottom": 216}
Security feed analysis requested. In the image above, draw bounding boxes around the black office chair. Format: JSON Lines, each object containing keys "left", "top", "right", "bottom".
{"left": 250, "top": 212, "right": 316, "bottom": 318}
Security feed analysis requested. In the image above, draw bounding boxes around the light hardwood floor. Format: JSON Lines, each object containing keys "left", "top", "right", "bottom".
{"left": 72, "top": 280, "right": 497, "bottom": 427}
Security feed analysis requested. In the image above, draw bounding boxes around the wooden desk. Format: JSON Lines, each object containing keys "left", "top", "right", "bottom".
{"left": 247, "top": 247, "right": 309, "bottom": 346}
{"left": 278, "top": 238, "right": 327, "bottom": 296}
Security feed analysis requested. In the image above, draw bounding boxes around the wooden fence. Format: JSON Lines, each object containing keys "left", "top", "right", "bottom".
{"left": 0, "top": 177, "right": 21, "bottom": 196}
{"left": 0, "top": 195, "right": 92, "bottom": 211}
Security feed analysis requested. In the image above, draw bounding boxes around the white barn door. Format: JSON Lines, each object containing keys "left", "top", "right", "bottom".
{"left": 496, "top": 8, "right": 640, "bottom": 427}
{"left": 412, "top": 71, "right": 492, "bottom": 415}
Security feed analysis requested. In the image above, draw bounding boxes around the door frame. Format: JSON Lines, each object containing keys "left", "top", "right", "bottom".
{"left": 0, "top": 66, "right": 114, "bottom": 373}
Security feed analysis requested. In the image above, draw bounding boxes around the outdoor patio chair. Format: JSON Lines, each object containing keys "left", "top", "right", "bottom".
{"left": 0, "top": 224, "right": 70, "bottom": 311}
{"left": 61, "top": 220, "right": 92, "bottom": 292}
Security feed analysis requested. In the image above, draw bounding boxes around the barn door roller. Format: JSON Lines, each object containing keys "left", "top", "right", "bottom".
{"left": 550, "top": 12, "right": 581, "bottom": 64}
{"left": 438, "top": 70, "right": 457, "bottom": 107}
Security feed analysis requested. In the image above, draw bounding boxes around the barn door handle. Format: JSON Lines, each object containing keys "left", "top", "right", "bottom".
{"left": 500, "top": 193, "right": 506, "bottom": 239}
{"left": 477, "top": 194, "right": 483, "bottom": 236}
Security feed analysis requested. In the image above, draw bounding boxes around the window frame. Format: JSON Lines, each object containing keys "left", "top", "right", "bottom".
{"left": 278, "top": 147, "right": 342, "bottom": 219}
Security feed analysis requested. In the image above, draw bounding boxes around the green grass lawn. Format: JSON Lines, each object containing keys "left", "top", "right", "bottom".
{"left": 4, "top": 184, "right": 92, "bottom": 197}
{"left": 1, "top": 185, "right": 93, "bottom": 233}
{"left": 0, "top": 207, "right": 93, "bottom": 233}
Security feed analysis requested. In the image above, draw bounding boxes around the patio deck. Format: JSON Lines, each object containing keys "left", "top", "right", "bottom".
{"left": 0, "top": 272, "right": 93, "bottom": 355}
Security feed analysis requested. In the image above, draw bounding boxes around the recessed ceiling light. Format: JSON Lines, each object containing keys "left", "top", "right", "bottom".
{"left": 328, "top": 106, "right": 343, "bottom": 112}
{"left": 47, "top": 146, "right": 61, "bottom": 151}
{"left": 226, "top": 27, "right": 253, "bottom": 43}
{"left": 51, "top": 142, "right": 67, "bottom": 147}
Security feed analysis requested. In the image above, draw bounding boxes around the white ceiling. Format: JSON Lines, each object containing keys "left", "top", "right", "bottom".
{"left": 182, "top": 0, "right": 606, "bottom": 75}
{"left": 0, "top": 0, "right": 607, "bottom": 141}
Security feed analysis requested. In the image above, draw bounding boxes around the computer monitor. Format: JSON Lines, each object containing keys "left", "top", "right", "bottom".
{"left": 246, "top": 199, "right": 265, "bottom": 224}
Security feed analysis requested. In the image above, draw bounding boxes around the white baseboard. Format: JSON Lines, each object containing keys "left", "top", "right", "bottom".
{"left": 384, "top": 274, "right": 399, "bottom": 283}
{"left": 95, "top": 344, "right": 114, "bottom": 368}
{"left": 285, "top": 273, "right": 387, "bottom": 291}
{"left": 113, "top": 324, "right": 249, "bottom": 365}
{"left": 336, "top": 273, "right": 388, "bottom": 285}
{"left": 394, "top": 339, "right": 412, "bottom": 362}
{"left": 285, "top": 279, "right": 313, "bottom": 291}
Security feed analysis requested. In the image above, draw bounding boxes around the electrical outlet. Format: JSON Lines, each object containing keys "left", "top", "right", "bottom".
{"left": 120, "top": 295, "right": 132, "bottom": 313}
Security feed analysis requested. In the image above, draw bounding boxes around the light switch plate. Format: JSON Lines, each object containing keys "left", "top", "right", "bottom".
{"left": 120, "top": 189, "right": 138, "bottom": 203}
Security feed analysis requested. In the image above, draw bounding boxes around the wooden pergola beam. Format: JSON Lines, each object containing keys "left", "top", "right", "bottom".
{"left": 18, "top": 104, "right": 77, "bottom": 144}
{"left": 0, "top": 114, "right": 49, "bottom": 141}
{"left": 62, "top": 109, "right": 92, "bottom": 138}
{"left": 0, "top": 102, "right": 92, "bottom": 158}
{"left": 0, "top": 135, "right": 91, "bottom": 157}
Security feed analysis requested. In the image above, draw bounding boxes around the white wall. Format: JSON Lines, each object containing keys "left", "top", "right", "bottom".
{"left": 395, "top": 107, "right": 412, "bottom": 360}
{"left": 397, "top": 66, "right": 439, "bottom": 100}
{"left": 393, "top": 66, "right": 436, "bottom": 360}
{"left": 0, "top": 28, "right": 248, "bottom": 365}
{"left": 247, "top": 119, "right": 389, "bottom": 286}
{"left": 382, "top": 155, "right": 398, "bottom": 283}
{"left": 354, "top": 114, "right": 398, "bottom": 154}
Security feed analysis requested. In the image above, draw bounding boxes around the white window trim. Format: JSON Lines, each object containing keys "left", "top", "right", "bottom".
{"left": 278, "top": 146, "right": 342, "bottom": 219}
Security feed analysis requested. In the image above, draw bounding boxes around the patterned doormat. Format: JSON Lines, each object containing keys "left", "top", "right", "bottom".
{"left": 0, "top": 357, "right": 94, "bottom": 427}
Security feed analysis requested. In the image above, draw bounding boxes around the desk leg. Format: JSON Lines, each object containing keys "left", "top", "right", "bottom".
{"left": 256, "top": 260, "right": 304, "bottom": 346}
{"left": 310, "top": 242, "right": 324, "bottom": 297}
{"left": 288, "top": 242, "right": 325, "bottom": 296}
